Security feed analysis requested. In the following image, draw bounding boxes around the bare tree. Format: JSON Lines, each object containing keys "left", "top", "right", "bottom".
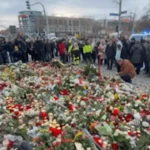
{"left": 136, "top": 4, "right": 150, "bottom": 31}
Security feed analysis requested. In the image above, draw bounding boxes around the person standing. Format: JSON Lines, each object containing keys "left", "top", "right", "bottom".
{"left": 83, "top": 39, "right": 92, "bottom": 63}
{"left": 130, "top": 41, "right": 145, "bottom": 75}
{"left": 117, "top": 59, "right": 136, "bottom": 83}
{"left": 13, "top": 45, "right": 22, "bottom": 62}
{"left": 68, "top": 42, "right": 80, "bottom": 65}
{"left": 91, "top": 39, "right": 98, "bottom": 64}
{"left": 14, "top": 37, "right": 27, "bottom": 63}
{"left": 145, "top": 39, "right": 150, "bottom": 77}
{"left": 98, "top": 40, "right": 107, "bottom": 65}
{"left": 0, "top": 40, "right": 9, "bottom": 64}
{"left": 34, "top": 38, "right": 45, "bottom": 62}
{"left": 58, "top": 40, "right": 66, "bottom": 63}
{"left": 115, "top": 43, "right": 128, "bottom": 72}
{"left": 129, "top": 38, "right": 135, "bottom": 58}
{"left": 105, "top": 40, "right": 116, "bottom": 70}
{"left": 45, "top": 39, "right": 51, "bottom": 62}
{"left": 0, "top": 43, "right": 4, "bottom": 64}
{"left": 5, "top": 40, "right": 14, "bottom": 63}
{"left": 79, "top": 41, "right": 84, "bottom": 62}
{"left": 122, "top": 36, "right": 130, "bottom": 59}
{"left": 50, "top": 40, "right": 55, "bottom": 59}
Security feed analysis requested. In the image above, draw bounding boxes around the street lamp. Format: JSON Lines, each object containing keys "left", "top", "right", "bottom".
{"left": 25, "top": 1, "right": 49, "bottom": 38}
{"left": 31, "top": 2, "right": 49, "bottom": 38}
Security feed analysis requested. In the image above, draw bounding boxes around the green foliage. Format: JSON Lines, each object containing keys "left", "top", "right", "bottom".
{"left": 134, "top": 130, "right": 150, "bottom": 150}
{"left": 114, "top": 134, "right": 131, "bottom": 150}
{"left": 39, "top": 132, "right": 54, "bottom": 148}
{"left": 55, "top": 142, "right": 75, "bottom": 150}
{"left": 95, "top": 123, "right": 113, "bottom": 136}
{"left": 15, "top": 127, "right": 30, "bottom": 141}
{"left": 83, "top": 64, "right": 97, "bottom": 78}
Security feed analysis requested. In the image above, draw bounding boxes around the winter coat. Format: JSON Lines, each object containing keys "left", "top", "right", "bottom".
{"left": 130, "top": 43, "right": 145, "bottom": 64}
{"left": 45, "top": 42, "right": 51, "bottom": 53}
{"left": 119, "top": 59, "right": 136, "bottom": 78}
{"left": 146, "top": 43, "right": 150, "bottom": 61}
{"left": 105, "top": 44, "right": 116, "bottom": 59}
{"left": 122, "top": 39, "right": 130, "bottom": 59}
{"left": 34, "top": 40, "right": 44, "bottom": 52}
{"left": 121, "top": 47, "right": 129, "bottom": 59}
{"left": 58, "top": 43, "right": 65, "bottom": 55}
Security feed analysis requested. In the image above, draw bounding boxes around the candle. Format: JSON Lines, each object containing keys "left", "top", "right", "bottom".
{"left": 112, "top": 142, "right": 118, "bottom": 150}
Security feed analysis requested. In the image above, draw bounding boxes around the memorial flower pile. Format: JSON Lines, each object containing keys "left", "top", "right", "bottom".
{"left": 0, "top": 61, "right": 150, "bottom": 150}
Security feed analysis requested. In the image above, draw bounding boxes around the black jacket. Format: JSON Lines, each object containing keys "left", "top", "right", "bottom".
{"left": 105, "top": 44, "right": 116, "bottom": 59}
{"left": 34, "top": 40, "right": 44, "bottom": 52}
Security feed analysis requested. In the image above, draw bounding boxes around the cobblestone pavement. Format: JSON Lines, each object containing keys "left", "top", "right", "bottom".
{"left": 101, "top": 65, "right": 150, "bottom": 94}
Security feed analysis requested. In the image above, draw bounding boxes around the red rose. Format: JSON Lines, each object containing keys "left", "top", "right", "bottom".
{"left": 49, "top": 127, "right": 62, "bottom": 137}
{"left": 14, "top": 104, "right": 24, "bottom": 111}
{"left": 124, "top": 114, "right": 133, "bottom": 122}
{"left": 71, "top": 123, "right": 76, "bottom": 127}
{"left": 53, "top": 96, "right": 59, "bottom": 101}
{"left": 128, "top": 130, "right": 134, "bottom": 136}
{"left": 112, "top": 109, "right": 119, "bottom": 116}
{"left": 7, "top": 141, "right": 14, "bottom": 150}
{"left": 36, "top": 122, "right": 41, "bottom": 126}
{"left": 68, "top": 104, "right": 73, "bottom": 111}
{"left": 59, "top": 89, "right": 69, "bottom": 96}
{"left": 25, "top": 105, "right": 32, "bottom": 111}
{"left": 40, "top": 111, "right": 47, "bottom": 120}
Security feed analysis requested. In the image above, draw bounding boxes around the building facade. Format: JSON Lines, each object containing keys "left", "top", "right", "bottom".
{"left": 18, "top": 10, "right": 43, "bottom": 35}
{"left": 48, "top": 16, "right": 94, "bottom": 37}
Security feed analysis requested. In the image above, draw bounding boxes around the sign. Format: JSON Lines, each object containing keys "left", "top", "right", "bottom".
{"left": 110, "top": 13, "right": 119, "bottom": 16}
{"left": 9, "top": 25, "right": 17, "bottom": 34}
{"left": 121, "top": 11, "right": 127, "bottom": 14}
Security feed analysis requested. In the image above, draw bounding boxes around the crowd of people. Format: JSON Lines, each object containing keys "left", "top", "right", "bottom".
{"left": 0, "top": 35, "right": 150, "bottom": 82}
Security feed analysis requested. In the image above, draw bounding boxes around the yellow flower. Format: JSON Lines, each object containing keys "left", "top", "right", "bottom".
{"left": 117, "top": 106, "right": 121, "bottom": 110}
{"left": 4, "top": 68, "right": 10, "bottom": 73}
{"left": 110, "top": 122, "right": 113, "bottom": 125}
{"left": 83, "top": 86, "right": 86, "bottom": 90}
{"left": 114, "top": 94, "right": 118, "bottom": 100}
{"left": 40, "top": 129, "right": 49, "bottom": 133}
{"left": 74, "top": 131, "right": 83, "bottom": 141}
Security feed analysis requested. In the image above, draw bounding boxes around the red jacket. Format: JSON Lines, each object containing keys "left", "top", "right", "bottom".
{"left": 58, "top": 43, "right": 65, "bottom": 55}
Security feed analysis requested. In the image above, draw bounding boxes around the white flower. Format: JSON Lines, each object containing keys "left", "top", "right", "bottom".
{"left": 114, "top": 132, "right": 119, "bottom": 137}
{"left": 96, "top": 110, "right": 101, "bottom": 116}
{"left": 136, "top": 100, "right": 142, "bottom": 105}
{"left": 134, "top": 104, "right": 139, "bottom": 107}
{"left": 125, "top": 135, "right": 131, "bottom": 140}
{"left": 80, "top": 101, "right": 86, "bottom": 107}
{"left": 147, "top": 115, "right": 150, "bottom": 121}
{"left": 75, "top": 142, "right": 84, "bottom": 150}
{"left": 126, "top": 103, "right": 132, "bottom": 107}
{"left": 134, "top": 113, "right": 142, "bottom": 121}
{"left": 142, "top": 121, "right": 149, "bottom": 127}
{"left": 94, "top": 102, "right": 98, "bottom": 105}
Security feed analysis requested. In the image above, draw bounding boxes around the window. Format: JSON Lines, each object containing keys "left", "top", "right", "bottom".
{"left": 69, "top": 20, "right": 72, "bottom": 26}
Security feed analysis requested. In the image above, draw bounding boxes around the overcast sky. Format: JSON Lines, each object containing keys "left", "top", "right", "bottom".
{"left": 0, "top": 0, "right": 149, "bottom": 30}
